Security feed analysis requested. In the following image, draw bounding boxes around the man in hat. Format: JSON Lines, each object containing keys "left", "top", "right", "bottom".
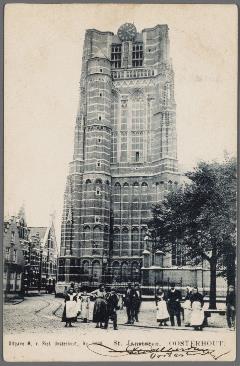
{"left": 167, "top": 283, "right": 182, "bottom": 326}
{"left": 133, "top": 283, "right": 142, "bottom": 322}
{"left": 104, "top": 287, "right": 119, "bottom": 330}
{"left": 123, "top": 282, "right": 135, "bottom": 324}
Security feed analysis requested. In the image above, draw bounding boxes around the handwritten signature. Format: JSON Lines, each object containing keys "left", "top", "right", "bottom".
{"left": 86, "top": 343, "right": 230, "bottom": 360}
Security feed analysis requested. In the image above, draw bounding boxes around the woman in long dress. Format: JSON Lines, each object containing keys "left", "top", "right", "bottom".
{"left": 183, "top": 287, "right": 192, "bottom": 327}
{"left": 155, "top": 287, "right": 169, "bottom": 326}
{"left": 80, "top": 290, "right": 90, "bottom": 323}
{"left": 62, "top": 287, "right": 78, "bottom": 327}
{"left": 91, "top": 284, "right": 107, "bottom": 328}
{"left": 190, "top": 287, "right": 204, "bottom": 330}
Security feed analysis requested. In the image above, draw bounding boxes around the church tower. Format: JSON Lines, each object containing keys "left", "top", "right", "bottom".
{"left": 58, "top": 24, "right": 180, "bottom": 286}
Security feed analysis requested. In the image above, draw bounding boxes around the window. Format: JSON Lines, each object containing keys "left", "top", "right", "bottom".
{"left": 98, "top": 116, "right": 101, "bottom": 121}
{"left": 132, "top": 43, "right": 143, "bottom": 67}
{"left": 136, "top": 152, "right": 139, "bottom": 162}
{"left": 95, "top": 216, "right": 100, "bottom": 223}
{"left": 100, "top": 68, "right": 102, "bottom": 72}
{"left": 99, "top": 93, "right": 102, "bottom": 97}
{"left": 5, "top": 248, "right": 10, "bottom": 261}
{"left": 97, "top": 161, "right": 101, "bottom": 167}
{"left": 111, "top": 44, "right": 122, "bottom": 69}
{"left": 13, "top": 249, "right": 17, "bottom": 262}
{"left": 172, "top": 242, "right": 186, "bottom": 266}
{"left": 96, "top": 189, "right": 101, "bottom": 196}
{"left": 11, "top": 231, "right": 15, "bottom": 243}
{"left": 97, "top": 138, "right": 102, "bottom": 143}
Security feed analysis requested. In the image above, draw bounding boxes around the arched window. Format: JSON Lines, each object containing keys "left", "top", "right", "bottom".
{"left": 131, "top": 227, "right": 139, "bottom": 256}
{"left": 111, "top": 90, "right": 119, "bottom": 163}
{"left": 113, "top": 183, "right": 121, "bottom": 219}
{"left": 121, "top": 262, "right": 129, "bottom": 282}
{"left": 92, "top": 261, "right": 101, "bottom": 282}
{"left": 113, "top": 227, "right": 120, "bottom": 256}
{"left": 131, "top": 90, "right": 145, "bottom": 162}
{"left": 83, "top": 226, "right": 91, "bottom": 255}
{"left": 96, "top": 178, "right": 102, "bottom": 185}
{"left": 112, "top": 261, "right": 120, "bottom": 282}
{"left": 82, "top": 260, "right": 90, "bottom": 281}
{"left": 140, "top": 227, "right": 147, "bottom": 251}
{"left": 132, "top": 262, "right": 140, "bottom": 282}
{"left": 122, "top": 227, "right": 129, "bottom": 256}
{"left": 93, "top": 226, "right": 101, "bottom": 253}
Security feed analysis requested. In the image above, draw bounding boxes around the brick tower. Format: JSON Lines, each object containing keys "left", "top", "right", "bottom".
{"left": 58, "top": 24, "right": 180, "bottom": 287}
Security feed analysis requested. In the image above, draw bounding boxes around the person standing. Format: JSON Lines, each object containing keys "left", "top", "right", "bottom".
{"left": 190, "top": 287, "right": 204, "bottom": 331}
{"left": 133, "top": 283, "right": 142, "bottom": 322}
{"left": 104, "top": 288, "right": 120, "bottom": 330}
{"left": 226, "top": 285, "right": 235, "bottom": 329}
{"left": 183, "top": 287, "right": 192, "bottom": 327}
{"left": 62, "top": 287, "right": 78, "bottom": 327}
{"left": 167, "top": 283, "right": 182, "bottom": 326}
{"left": 123, "top": 282, "right": 135, "bottom": 324}
{"left": 155, "top": 287, "right": 169, "bottom": 326}
{"left": 91, "top": 284, "right": 107, "bottom": 328}
{"left": 80, "top": 289, "right": 90, "bottom": 323}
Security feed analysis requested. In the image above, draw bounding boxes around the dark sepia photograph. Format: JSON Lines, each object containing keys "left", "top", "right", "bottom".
{"left": 3, "top": 3, "right": 237, "bottom": 362}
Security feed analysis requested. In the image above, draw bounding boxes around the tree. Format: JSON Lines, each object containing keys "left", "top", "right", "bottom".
{"left": 148, "top": 157, "right": 236, "bottom": 309}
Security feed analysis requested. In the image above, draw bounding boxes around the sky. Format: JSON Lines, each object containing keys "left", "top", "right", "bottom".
{"left": 4, "top": 4, "right": 237, "bottom": 245}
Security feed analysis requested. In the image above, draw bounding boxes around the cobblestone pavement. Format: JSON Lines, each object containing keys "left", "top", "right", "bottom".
{"left": 4, "top": 295, "right": 229, "bottom": 335}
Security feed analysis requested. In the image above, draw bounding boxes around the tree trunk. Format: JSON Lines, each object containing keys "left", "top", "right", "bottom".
{"left": 209, "top": 259, "right": 217, "bottom": 309}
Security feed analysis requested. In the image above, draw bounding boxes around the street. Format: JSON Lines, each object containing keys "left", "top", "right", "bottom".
{"left": 4, "top": 294, "right": 229, "bottom": 334}
{"left": 3, "top": 295, "right": 235, "bottom": 362}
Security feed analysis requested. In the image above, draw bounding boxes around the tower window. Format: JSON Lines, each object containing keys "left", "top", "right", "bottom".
{"left": 99, "top": 93, "right": 102, "bottom": 97}
{"left": 98, "top": 116, "right": 101, "bottom": 121}
{"left": 132, "top": 43, "right": 143, "bottom": 67}
{"left": 136, "top": 152, "right": 140, "bottom": 162}
{"left": 100, "top": 68, "right": 103, "bottom": 72}
{"left": 97, "top": 160, "right": 101, "bottom": 167}
{"left": 111, "top": 44, "right": 122, "bottom": 69}
{"left": 96, "top": 189, "right": 101, "bottom": 196}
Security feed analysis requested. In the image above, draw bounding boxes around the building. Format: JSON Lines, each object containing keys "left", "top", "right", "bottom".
{"left": 27, "top": 218, "right": 58, "bottom": 289}
{"left": 3, "top": 208, "right": 27, "bottom": 295}
{"left": 4, "top": 206, "right": 58, "bottom": 295}
{"left": 58, "top": 23, "right": 182, "bottom": 288}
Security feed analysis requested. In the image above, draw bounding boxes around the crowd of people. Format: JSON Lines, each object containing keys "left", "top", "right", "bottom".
{"left": 61, "top": 282, "right": 235, "bottom": 331}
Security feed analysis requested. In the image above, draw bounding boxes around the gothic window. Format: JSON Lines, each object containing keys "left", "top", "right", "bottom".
{"left": 131, "top": 227, "right": 139, "bottom": 256}
{"left": 121, "top": 262, "right": 129, "bottom": 282}
{"left": 82, "top": 260, "right": 89, "bottom": 281}
{"left": 92, "top": 260, "right": 101, "bottom": 281}
{"left": 111, "top": 91, "right": 119, "bottom": 163}
{"left": 113, "top": 227, "right": 120, "bottom": 256}
{"left": 5, "top": 248, "right": 10, "bottom": 261}
{"left": 172, "top": 242, "right": 186, "bottom": 266}
{"left": 111, "top": 44, "right": 122, "bottom": 69}
{"left": 112, "top": 261, "right": 120, "bottom": 282}
{"left": 132, "top": 43, "right": 143, "bottom": 67}
{"left": 83, "top": 226, "right": 91, "bottom": 255}
{"left": 140, "top": 227, "right": 147, "bottom": 251}
{"left": 122, "top": 227, "right": 129, "bottom": 256}
{"left": 132, "top": 262, "right": 140, "bottom": 281}
{"left": 93, "top": 225, "right": 101, "bottom": 247}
